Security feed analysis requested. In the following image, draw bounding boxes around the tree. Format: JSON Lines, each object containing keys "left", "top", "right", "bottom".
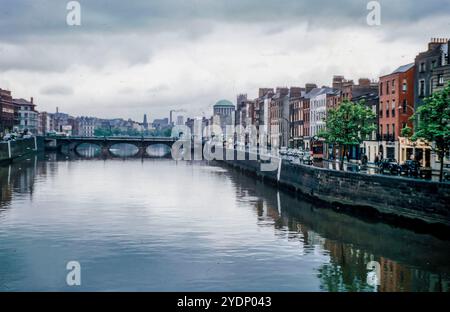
{"left": 410, "top": 81, "right": 450, "bottom": 182}
{"left": 319, "top": 100, "right": 376, "bottom": 170}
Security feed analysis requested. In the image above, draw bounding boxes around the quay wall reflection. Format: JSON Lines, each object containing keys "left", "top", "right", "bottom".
{"left": 216, "top": 164, "right": 450, "bottom": 292}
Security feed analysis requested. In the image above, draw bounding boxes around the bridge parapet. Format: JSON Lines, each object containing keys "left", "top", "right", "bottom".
{"left": 44, "top": 136, "right": 177, "bottom": 157}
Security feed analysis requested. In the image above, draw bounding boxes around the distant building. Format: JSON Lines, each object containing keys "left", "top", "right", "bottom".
{"left": 143, "top": 114, "right": 149, "bottom": 130}
{"left": 331, "top": 76, "right": 378, "bottom": 104}
{"left": 213, "top": 99, "right": 235, "bottom": 139}
{"left": 152, "top": 118, "right": 169, "bottom": 130}
{"left": 13, "top": 97, "right": 38, "bottom": 134}
{"left": 176, "top": 115, "right": 184, "bottom": 126}
{"left": 298, "top": 83, "right": 318, "bottom": 150}
{"left": 269, "top": 87, "right": 289, "bottom": 148}
{"left": 353, "top": 92, "right": 379, "bottom": 163}
{"left": 77, "top": 117, "right": 96, "bottom": 137}
{"left": 38, "top": 111, "right": 51, "bottom": 135}
{"left": 0, "top": 88, "right": 15, "bottom": 134}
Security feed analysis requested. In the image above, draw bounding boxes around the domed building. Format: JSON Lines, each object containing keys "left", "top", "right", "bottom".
{"left": 212, "top": 99, "right": 235, "bottom": 138}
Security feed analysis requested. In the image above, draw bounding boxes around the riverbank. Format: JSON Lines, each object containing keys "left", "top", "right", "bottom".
{"left": 0, "top": 136, "right": 43, "bottom": 163}
{"left": 220, "top": 150, "right": 450, "bottom": 233}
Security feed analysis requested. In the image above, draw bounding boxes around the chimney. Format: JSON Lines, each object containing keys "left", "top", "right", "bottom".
{"left": 30, "top": 97, "right": 33, "bottom": 104}
{"left": 289, "top": 87, "right": 303, "bottom": 98}
{"left": 305, "top": 83, "right": 317, "bottom": 93}
{"left": 428, "top": 37, "right": 449, "bottom": 51}
{"left": 276, "top": 87, "right": 289, "bottom": 97}
{"left": 358, "top": 78, "right": 371, "bottom": 87}
{"left": 258, "top": 88, "right": 274, "bottom": 98}
{"left": 332, "top": 75, "right": 345, "bottom": 89}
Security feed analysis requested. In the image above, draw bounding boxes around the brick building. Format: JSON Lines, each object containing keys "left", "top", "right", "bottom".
{"left": 0, "top": 88, "right": 15, "bottom": 134}
{"left": 378, "top": 63, "right": 428, "bottom": 165}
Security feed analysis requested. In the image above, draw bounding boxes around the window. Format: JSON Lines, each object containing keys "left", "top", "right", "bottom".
{"left": 419, "top": 80, "right": 425, "bottom": 97}
{"left": 386, "top": 81, "right": 390, "bottom": 94}
{"left": 386, "top": 101, "right": 389, "bottom": 117}
{"left": 380, "top": 124, "right": 383, "bottom": 136}
{"left": 402, "top": 79, "right": 407, "bottom": 92}
{"left": 380, "top": 82, "right": 383, "bottom": 96}
{"left": 402, "top": 100, "right": 407, "bottom": 113}
{"left": 392, "top": 123, "right": 395, "bottom": 139}
{"left": 420, "top": 62, "right": 426, "bottom": 72}
{"left": 432, "top": 60, "right": 437, "bottom": 69}
{"left": 402, "top": 122, "right": 407, "bottom": 130}
{"left": 392, "top": 101, "right": 395, "bottom": 117}
{"left": 392, "top": 80, "right": 395, "bottom": 94}
{"left": 438, "top": 74, "right": 444, "bottom": 86}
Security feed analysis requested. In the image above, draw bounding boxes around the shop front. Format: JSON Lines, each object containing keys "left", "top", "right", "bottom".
{"left": 398, "top": 137, "right": 431, "bottom": 167}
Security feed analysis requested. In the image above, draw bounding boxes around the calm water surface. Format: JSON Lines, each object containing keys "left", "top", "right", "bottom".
{"left": 0, "top": 153, "right": 449, "bottom": 291}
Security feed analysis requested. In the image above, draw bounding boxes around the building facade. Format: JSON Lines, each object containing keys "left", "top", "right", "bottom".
{"left": 0, "top": 88, "right": 15, "bottom": 134}
{"left": 414, "top": 38, "right": 449, "bottom": 111}
{"left": 13, "top": 97, "right": 38, "bottom": 134}
{"left": 213, "top": 99, "right": 235, "bottom": 139}
{"left": 378, "top": 63, "right": 421, "bottom": 164}
{"left": 269, "top": 87, "right": 290, "bottom": 148}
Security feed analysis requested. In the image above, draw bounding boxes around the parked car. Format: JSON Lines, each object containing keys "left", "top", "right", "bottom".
{"left": 443, "top": 171, "right": 450, "bottom": 182}
{"left": 302, "top": 154, "right": 313, "bottom": 165}
{"left": 378, "top": 158, "right": 401, "bottom": 175}
{"left": 3, "top": 133, "right": 18, "bottom": 141}
{"left": 400, "top": 160, "right": 421, "bottom": 177}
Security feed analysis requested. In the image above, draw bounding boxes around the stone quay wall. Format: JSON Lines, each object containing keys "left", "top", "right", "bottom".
{"left": 0, "top": 137, "right": 43, "bottom": 163}
{"left": 221, "top": 150, "right": 450, "bottom": 228}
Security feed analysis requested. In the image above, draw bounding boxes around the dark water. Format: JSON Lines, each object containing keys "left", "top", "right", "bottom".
{"left": 0, "top": 153, "right": 449, "bottom": 291}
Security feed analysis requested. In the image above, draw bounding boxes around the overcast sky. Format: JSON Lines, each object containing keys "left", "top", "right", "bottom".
{"left": 0, "top": 0, "right": 449, "bottom": 121}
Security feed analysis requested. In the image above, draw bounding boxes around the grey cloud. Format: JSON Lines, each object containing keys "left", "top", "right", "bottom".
{"left": 41, "top": 85, "right": 74, "bottom": 95}
{"left": 0, "top": 0, "right": 448, "bottom": 40}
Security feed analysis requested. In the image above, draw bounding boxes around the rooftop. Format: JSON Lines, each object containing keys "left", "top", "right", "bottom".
{"left": 214, "top": 99, "right": 235, "bottom": 108}
{"left": 391, "top": 63, "right": 415, "bottom": 74}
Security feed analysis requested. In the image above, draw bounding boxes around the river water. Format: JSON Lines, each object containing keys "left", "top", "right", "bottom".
{"left": 0, "top": 152, "right": 449, "bottom": 291}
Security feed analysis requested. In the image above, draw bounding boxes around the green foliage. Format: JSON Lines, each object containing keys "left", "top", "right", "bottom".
{"left": 410, "top": 81, "right": 450, "bottom": 181}
{"left": 411, "top": 81, "right": 450, "bottom": 149}
{"left": 401, "top": 125, "right": 413, "bottom": 138}
{"left": 319, "top": 100, "right": 376, "bottom": 145}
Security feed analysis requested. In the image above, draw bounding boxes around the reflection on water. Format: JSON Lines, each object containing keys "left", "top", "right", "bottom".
{"left": 0, "top": 154, "right": 449, "bottom": 291}
{"left": 147, "top": 144, "right": 171, "bottom": 157}
{"left": 109, "top": 143, "right": 139, "bottom": 157}
{"left": 75, "top": 143, "right": 101, "bottom": 158}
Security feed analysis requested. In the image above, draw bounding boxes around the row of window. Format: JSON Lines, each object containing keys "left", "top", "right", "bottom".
{"left": 419, "top": 60, "right": 439, "bottom": 73}
{"left": 379, "top": 79, "right": 408, "bottom": 96}
{"left": 418, "top": 74, "right": 445, "bottom": 97}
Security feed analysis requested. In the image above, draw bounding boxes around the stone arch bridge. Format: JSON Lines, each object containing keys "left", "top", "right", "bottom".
{"left": 44, "top": 136, "right": 179, "bottom": 158}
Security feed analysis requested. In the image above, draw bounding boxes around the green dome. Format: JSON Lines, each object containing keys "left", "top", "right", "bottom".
{"left": 214, "top": 99, "right": 235, "bottom": 108}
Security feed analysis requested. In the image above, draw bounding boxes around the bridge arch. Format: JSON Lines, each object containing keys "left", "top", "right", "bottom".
{"left": 109, "top": 143, "right": 140, "bottom": 157}
{"left": 146, "top": 143, "right": 172, "bottom": 157}
{"left": 74, "top": 142, "right": 102, "bottom": 157}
